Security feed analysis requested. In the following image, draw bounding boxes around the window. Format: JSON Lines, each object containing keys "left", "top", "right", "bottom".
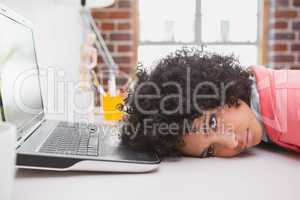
{"left": 138, "top": 0, "right": 261, "bottom": 68}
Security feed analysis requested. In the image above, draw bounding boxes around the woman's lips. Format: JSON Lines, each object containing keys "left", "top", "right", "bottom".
{"left": 246, "top": 128, "right": 253, "bottom": 148}
{"left": 239, "top": 128, "right": 252, "bottom": 150}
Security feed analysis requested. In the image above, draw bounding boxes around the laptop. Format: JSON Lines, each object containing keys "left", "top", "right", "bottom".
{"left": 0, "top": 4, "right": 160, "bottom": 172}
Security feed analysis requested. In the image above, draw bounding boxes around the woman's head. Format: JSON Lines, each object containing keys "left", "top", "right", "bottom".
{"left": 121, "top": 48, "right": 262, "bottom": 158}
{"left": 181, "top": 100, "right": 263, "bottom": 157}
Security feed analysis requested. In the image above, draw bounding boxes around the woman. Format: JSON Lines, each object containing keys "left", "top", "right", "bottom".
{"left": 121, "top": 48, "right": 300, "bottom": 158}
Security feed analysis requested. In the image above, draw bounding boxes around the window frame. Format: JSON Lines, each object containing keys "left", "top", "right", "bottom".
{"left": 139, "top": 0, "right": 263, "bottom": 64}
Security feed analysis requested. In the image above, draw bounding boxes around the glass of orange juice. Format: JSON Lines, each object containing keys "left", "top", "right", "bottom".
{"left": 102, "top": 94, "right": 124, "bottom": 121}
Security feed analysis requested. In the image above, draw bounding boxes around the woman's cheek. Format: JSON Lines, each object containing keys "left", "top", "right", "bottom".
{"left": 214, "top": 146, "right": 241, "bottom": 157}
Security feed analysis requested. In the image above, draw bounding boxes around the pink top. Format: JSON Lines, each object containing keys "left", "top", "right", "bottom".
{"left": 252, "top": 66, "right": 300, "bottom": 152}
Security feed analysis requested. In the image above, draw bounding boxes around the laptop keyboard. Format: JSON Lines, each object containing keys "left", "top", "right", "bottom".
{"left": 39, "top": 122, "right": 100, "bottom": 157}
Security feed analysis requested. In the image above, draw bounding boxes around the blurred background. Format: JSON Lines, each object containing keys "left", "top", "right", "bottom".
{"left": 0, "top": 0, "right": 299, "bottom": 121}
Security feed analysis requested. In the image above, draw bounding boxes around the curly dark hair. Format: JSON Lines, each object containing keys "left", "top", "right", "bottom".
{"left": 121, "top": 47, "right": 252, "bottom": 158}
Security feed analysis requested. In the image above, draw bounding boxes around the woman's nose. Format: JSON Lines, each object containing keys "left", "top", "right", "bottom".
{"left": 215, "top": 130, "right": 239, "bottom": 149}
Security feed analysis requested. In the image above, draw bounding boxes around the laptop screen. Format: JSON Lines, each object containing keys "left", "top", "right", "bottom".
{"left": 0, "top": 13, "right": 44, "bottom": 139}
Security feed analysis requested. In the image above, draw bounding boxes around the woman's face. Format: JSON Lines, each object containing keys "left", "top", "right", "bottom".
{"left": 180, "top": 100, "right": 263, "bottom": 157}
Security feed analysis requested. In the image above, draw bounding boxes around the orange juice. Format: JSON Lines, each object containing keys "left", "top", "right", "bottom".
{"left": 102, "top": 95, "right": 124, "bottom": 121}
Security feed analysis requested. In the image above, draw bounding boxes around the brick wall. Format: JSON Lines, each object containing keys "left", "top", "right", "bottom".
{"left": 269, "top": 0, "right": 300, "bottom": 69}
{"left": 91, "top": 0, "right": 138, "bottom": 106}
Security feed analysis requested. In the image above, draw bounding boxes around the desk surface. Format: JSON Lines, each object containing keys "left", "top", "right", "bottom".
{"left": 14, "top": 145, "right": 300, "bottom": 200}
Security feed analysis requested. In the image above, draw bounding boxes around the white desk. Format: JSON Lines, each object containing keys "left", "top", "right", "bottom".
{"left": 14, "top": 145, "right": 300, "bottom": 200}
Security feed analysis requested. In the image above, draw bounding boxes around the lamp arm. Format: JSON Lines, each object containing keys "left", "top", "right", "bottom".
{"left": 81, "top": 8, "right": 118, "bottom": 95}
